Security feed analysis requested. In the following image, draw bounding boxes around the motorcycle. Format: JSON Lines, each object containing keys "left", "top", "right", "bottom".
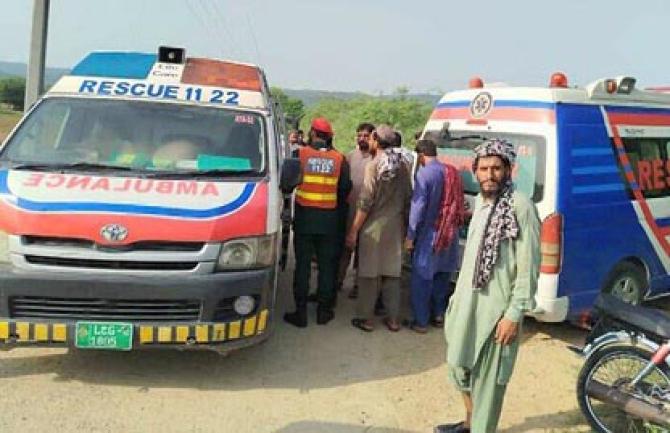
{"left": 572, "top": 294, "right": 670, "bottom": 432}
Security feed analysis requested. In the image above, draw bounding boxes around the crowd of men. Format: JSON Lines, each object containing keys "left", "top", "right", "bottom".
{"left": 282, "top": 118, "right": 541, "bottom": 433}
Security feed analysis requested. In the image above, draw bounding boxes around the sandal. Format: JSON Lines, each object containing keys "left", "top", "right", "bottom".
{"left": 351, "top": 318, "right": 374, "bottom": 332}
{"left": 434, "top": 421, "right": 470, "bottom": 433}
{"left": 411, "top": 323, "right": 428, "bottom": 334}
{"left": 384, "top": 318, "right": 400, "bottom": 332}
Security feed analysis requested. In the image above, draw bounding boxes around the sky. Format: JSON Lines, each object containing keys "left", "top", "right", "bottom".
{"left": 1, "top": 0, "right": 668, "bottom": 94}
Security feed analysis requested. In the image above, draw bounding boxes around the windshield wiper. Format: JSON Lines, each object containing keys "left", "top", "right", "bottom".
{"left": 149, "top": 169, "right": 258, "bottom": 178}
{"left": 450, "top": 134, "right": 488, "bottom": 141}
{"left": 9, "top": 162, "right": 135, "bottom": 172}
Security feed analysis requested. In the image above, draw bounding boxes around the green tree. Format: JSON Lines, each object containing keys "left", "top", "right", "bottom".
{"left": 301, "top": 95, "right": 433, "bottom": 153}
{"left": 270, "top": 87, "right": 305, "bottom": 129}
{"left": 0, "top": 77, "right": 26, "bottom": 111}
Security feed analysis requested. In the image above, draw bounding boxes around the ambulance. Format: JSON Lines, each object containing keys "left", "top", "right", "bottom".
{"left": 423, "top": 73, "right": 670, "bottom": 324}
{"left": 0, "top": 47, "right": 301, "bottom": 352}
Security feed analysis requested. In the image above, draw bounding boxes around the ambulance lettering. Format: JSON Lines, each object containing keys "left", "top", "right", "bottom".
{"left": 22, "top": 174, "right": 220, "bottom": 196}
{"left": 635, "top": 159, "right": 670, "bottom": 191}
{"left": 77, "top": 79, "right": 240, "bottom": 105}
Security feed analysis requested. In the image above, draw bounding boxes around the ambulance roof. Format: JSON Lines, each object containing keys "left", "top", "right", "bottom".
{"left": 46, "top": 51, "right": 270, "bottom": 110}
{"left": 439, "top": 77, "right": 670, "bottom": 108}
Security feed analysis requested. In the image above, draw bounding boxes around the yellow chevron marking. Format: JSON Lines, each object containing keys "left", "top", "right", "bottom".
{"left": 257, "top": 310, "right": 268, "bottom": 333}
{"left": 158, "top": 326, "right": 172, "bottom": 343}
{"left": 228, "top": 321, "right": 241, "bottom": 339}
{"left": 243, "top": 316, "right": 257, "bottom": 337}
{"left": 0, "top": 322, "right": 8, "bottom": 340}
{"left": 176, "top": 326, "right": 189, "bottom": 343}
{"left": 212, "top": 324, "right": 226, "bottom": 342}
{"left": 16, "top": 322, "right": 30, "bottom": 341}
{"left": 139, "top": 326, "right": 154, "bottom": 344}
{"left": 196, "top": 325, "right": 208, "bottom": 343}
{"left": 52, "top": 324, "right": 67, "bottom": 342}
{"left": 34, "top": 324, "right": 48, "bottom": 341}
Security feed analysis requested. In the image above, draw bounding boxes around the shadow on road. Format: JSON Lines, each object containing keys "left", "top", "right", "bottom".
{"left": 274, "top": 421, "right": 418, "bottom": 433}
{"left": 499, "top": 407, "right": 591, "bottom": 433}
{"left": 521, "top": 318, "right": 587, "bottom": 347}
{"left": 0, "top": 267, "right": 595, "bottom": 394}
{"left": 0, "top": 278, "right": 448, "bottom": 390}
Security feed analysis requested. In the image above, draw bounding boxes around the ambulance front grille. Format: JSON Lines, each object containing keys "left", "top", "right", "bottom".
{"left": 10, "top": 296, "right": 201, "bottom": 321}
{"left": 22, "top": 236, "right": 205, "bottom": 252}
{"left": 24, "top": 255, "right": 198, "bottom": 271}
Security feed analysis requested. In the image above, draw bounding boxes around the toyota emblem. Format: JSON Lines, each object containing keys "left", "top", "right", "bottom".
{"left": 100, "top": 224, "right": 129, "bottom": 242}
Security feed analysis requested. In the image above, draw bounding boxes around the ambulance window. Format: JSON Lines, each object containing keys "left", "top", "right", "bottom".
{"left": 621, "top": 137, "right": 670, "bottom": 198}
{"left": 428, "top": 130, "right": 546, "bottom": 202}
{"left": 5, "top": 100, "right": 69, "bottom": 159}
{"left": 1, "top": 97, "right": 267, "bottom": 175}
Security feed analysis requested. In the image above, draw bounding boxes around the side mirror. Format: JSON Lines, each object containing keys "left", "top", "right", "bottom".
{"left": 280, "top": 158, "right": 302, "bottom": 192}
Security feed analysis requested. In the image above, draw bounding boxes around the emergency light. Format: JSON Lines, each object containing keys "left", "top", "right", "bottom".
{"left": 158, "top": 46, "right": 186, "bottom": 64}
{"left": 469, "top": 76, "right": 484, "bottom": 88}
{"left": 549, "top": 72, "right": 568, "bottom": 88}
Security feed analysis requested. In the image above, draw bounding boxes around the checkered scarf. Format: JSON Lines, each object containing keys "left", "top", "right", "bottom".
{"left": 471, "top": 139, "right": 519, "bottom": 289}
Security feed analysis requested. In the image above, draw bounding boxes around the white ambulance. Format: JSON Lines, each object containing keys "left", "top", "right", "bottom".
{"left": 0, "top": 47, "right": 301, "bottom": 352}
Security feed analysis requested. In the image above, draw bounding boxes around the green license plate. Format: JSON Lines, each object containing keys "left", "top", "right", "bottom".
{"left": 75, "top": 322, "right": 133, "bottom": 351}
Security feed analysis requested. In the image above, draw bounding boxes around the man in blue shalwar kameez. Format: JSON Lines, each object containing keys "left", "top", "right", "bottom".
{"left": 406, "top": 139, "right": 464, "bottom": 333}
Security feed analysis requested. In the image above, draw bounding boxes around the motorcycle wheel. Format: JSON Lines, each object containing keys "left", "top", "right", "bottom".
{"left": 577, "top": 345, "right": 670, "bottom": 433}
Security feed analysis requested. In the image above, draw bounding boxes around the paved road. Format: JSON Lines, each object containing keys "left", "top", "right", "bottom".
{"left": 0, "top": 259, "right": 602, "bottom": 433}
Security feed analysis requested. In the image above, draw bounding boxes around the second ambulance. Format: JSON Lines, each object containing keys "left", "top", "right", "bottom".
{"left": 424, "top": 73, "right": 670, "bottom": 323}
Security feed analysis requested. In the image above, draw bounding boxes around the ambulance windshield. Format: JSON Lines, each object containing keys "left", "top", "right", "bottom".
{"left": 1, "top": 97, "right": 266, "bottom": 175}
{"left": 424, "top": 130, "right": 546, "bottom": 202}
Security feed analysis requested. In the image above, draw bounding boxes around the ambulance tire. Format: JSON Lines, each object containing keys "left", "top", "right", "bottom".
{"left": 601, "top": 262, "right": 646, "bottom": 305}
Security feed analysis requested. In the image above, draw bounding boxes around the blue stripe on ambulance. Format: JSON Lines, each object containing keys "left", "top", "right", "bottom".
{"left": 71, "top": 53, "right": 157, "bottom": 79}
{"left": 555, "top": 103, "right": 667, "bottom": 319}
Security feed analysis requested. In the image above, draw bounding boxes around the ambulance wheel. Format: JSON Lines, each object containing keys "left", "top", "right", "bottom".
{"left": 601, "top": 262, "right": 646, "bottom": 305}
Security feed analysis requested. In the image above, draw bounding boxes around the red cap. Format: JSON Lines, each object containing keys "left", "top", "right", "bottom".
{"left": 311, "top": 117, "right": 334, "bottom": 136}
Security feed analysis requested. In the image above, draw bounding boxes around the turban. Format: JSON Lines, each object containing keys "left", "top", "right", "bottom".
{"left": 472, "top": 138, "right": 516, "bottom": 171}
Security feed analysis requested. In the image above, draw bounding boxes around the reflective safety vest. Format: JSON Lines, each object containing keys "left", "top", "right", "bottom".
{"left": 295, "top": 146, "right": 343, "bottom": 209}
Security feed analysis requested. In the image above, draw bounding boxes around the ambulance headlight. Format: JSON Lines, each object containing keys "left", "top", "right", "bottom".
{"left": 0, "top": 231, "right": 9, "bottom": 264}
{"left": 217, "top": 234, "right": 277, "bottom": 271}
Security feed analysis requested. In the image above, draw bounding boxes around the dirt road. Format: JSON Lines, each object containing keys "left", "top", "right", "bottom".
{"left": 0, "top": 260, "right": 600, "bottom": 433}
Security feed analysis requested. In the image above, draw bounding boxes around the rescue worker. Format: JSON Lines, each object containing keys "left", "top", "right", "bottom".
{"left": 436, "top": 138, "right": 540, "bottom": 433}
{"left": 284, "top": 118, "right": 352, "bottom": 327}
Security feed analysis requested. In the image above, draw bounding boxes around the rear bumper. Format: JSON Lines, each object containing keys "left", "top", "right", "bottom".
{"left": 528, "top": 273, "right": 569, "bottom": 322}
{"left": 0, "top": 265, "right": 276, "bottom": 353}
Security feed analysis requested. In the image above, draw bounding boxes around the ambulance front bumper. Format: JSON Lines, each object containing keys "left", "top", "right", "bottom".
{"left": 0, "top": 265, "right": 275, "bottom": 353}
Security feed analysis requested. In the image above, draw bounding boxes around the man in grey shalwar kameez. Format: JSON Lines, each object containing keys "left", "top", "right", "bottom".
{"left": 435, "top": 139, "right": 540, "bottom": 433}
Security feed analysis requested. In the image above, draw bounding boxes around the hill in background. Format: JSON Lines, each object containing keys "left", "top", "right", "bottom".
{"left": 0, "top": 61, "right": 70, "bottom": 85}
{"left": 0, "top": 61, "right": 441, "bottom": 106}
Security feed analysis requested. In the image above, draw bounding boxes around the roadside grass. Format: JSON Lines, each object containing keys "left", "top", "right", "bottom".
{"left": 0, "top": 108, "right": 21, "bottom": 142}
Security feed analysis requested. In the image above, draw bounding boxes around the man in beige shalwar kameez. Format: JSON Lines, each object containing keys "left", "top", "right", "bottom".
{"left": 436, "top": 138, "right": 540, "bottom": 433}
{"left": 346, "top": 124, "right": 412, "bottom": 332}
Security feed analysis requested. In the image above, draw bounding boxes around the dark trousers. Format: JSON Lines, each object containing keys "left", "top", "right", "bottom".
{"left": 410, "top": 271, "right": 452, "bottom": 327}
{"left": 293, "top": 232, "right": 338, "bottom": 310}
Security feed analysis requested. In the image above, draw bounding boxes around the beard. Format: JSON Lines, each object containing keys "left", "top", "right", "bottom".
{"left": 358, "top": 142, "right": 369, "bottom": 151}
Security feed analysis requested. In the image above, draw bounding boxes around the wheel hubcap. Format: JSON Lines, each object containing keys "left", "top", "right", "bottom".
{"left": 612, "top": 277, "right": 641, "bottom": 304}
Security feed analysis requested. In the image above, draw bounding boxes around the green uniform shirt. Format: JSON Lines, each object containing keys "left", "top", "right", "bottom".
{"left": 445, "top": 190, "right": 540, "bottom": 381}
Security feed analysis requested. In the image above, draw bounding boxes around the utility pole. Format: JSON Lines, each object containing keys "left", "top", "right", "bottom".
{"left": 24, "top": 0, "right": 50, "bottom": 112}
